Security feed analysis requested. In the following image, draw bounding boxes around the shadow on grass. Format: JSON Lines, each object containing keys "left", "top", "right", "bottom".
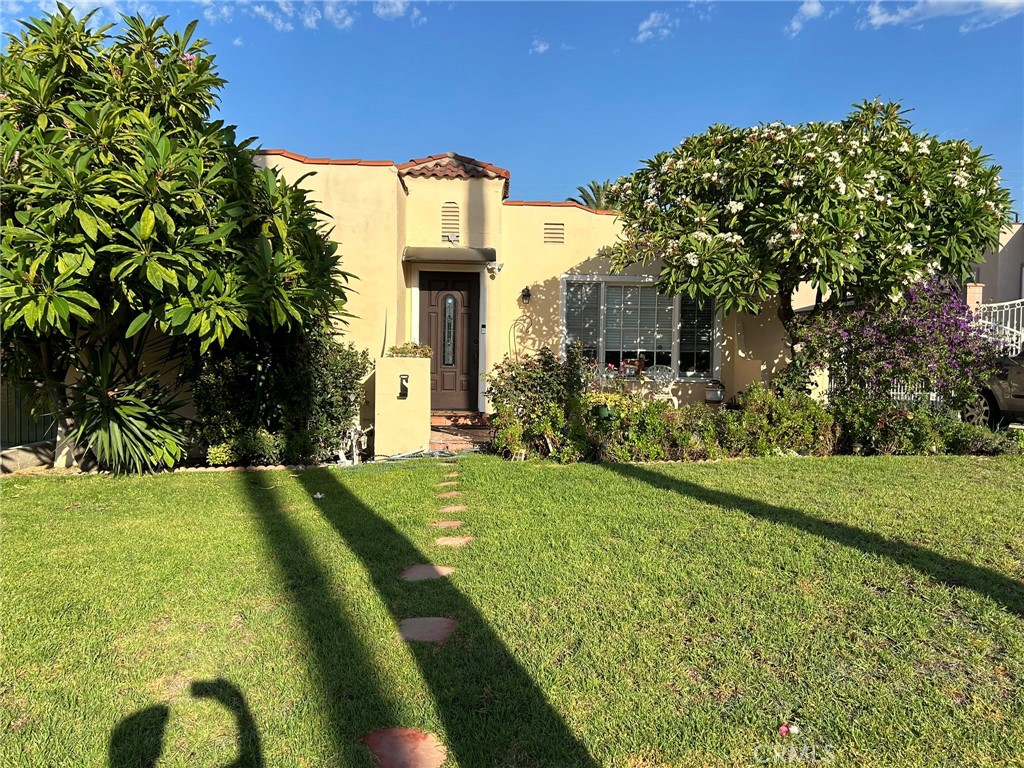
{"left": 293, "top": 466, "right": 597, "bottom": 767}
{"left": 109, "top": 679, "right": 263, "bottom": 768}
{"left": 603, "top": 462, "right": 1024, "bottom": 618}
{"left": 238, "top": 475, "right": 398, "bottom": 764}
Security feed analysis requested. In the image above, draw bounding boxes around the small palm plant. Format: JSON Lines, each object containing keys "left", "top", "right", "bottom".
{"left": 567, "top": 179, "right": 615, "bottom": 210}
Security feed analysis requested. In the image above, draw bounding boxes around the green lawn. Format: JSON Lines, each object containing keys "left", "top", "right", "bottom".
{"left": 2, "top": 455, "right": 1023, "bottom": 767}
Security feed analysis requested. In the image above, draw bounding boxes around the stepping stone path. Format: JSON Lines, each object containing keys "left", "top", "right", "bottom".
{"left": 399, "top": 617, "right": 459, "bottom": 644}
{"left": 363, "top": 460, "right": 469, "bottom": 762}
{"left": 399, "top": 564, "right": 454, "bottom": 582}
{"left": 363, "top": 728, "right": 447, "bottom": 768}
{"left": 435, "top": 535, "right": 474, "bottom": 548}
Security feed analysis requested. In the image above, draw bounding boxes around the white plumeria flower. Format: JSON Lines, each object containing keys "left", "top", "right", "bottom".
{"left": 898, "top": 142, "right": 910, "bottom": 153}
{"left": 917, "top": 142, "right": 931, "bottom": 155}
{"left": 725, "top": 200, "right": 744, "bottom": 214}
{"left": 685, "top": 252, "right": 700, "bottom": 267}
{"left": 791, "top": 174, "right": 805, "bottom": 188}
{"left": 898, "top": 243, "right": 913, "bottom": 256}
{"left": 834, "top": 177, "right": 847, "bottom": 195}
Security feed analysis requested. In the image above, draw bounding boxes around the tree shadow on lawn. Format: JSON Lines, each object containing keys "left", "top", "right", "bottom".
{"left": 292, "top": 467, "right": 598, "bottom": 768}
{"left": 110, "top": 679, "right": 264, "bottom": 768}
{"left": 238, "top": 475, "right": 400, "bottom": 764}
{"left": 602, "top": 462, "right": 1024, "bottom": 618}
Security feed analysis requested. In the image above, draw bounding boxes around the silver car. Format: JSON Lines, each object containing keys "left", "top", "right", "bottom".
{"left": 963, "top": 348, "right": 1024, "bottom": 427}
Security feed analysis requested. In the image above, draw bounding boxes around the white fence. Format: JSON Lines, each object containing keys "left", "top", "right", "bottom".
{"left": 977, "top": 298, "right": 1024, "bottom": 355}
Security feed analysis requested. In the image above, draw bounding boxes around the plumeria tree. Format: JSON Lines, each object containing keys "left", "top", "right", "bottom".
{"left": 0, "top": 6, "right": 349, "bottom": 471}
{"left": 610, "top": 100, "right": 1013, "bottom": 328}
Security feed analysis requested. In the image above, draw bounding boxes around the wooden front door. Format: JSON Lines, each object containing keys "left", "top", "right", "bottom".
{"left": 419, "top": 272, "right": 480, "bottom": 411}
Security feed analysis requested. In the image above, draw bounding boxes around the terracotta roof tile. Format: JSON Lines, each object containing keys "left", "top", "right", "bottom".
{"left": 503, "top": 200, "right": 620, "bottom": 216}
{"left": 257, "top": 149, "right": 394, "bottom": 167}
{"left": 397, "top": 152, "right": 511, "bottom": 181}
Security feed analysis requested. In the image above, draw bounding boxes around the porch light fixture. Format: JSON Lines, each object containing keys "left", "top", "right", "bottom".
{"left": 485, "top": 262, "right": 504, "bottom": 276}
{"left": 520, "top": 286, "right": 532, "bottom": 305}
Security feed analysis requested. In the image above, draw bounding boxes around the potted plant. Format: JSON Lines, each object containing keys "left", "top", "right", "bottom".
{"left": 704, "top": 379, "right": 726, "bottom": 403}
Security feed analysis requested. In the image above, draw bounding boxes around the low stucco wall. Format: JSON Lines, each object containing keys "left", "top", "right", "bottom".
{"left": 373, "top": 357, "right": 431, "bottom": 458}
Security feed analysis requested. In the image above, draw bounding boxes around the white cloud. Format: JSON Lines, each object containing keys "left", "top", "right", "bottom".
{"left": 529, "top": 37, "right": 550, "bottom": 54}
{"left": 252, "top": 3, "right": 294, "bottom": 32}
{"left": 300, "top": 3, "right": 321, "bottom": 28}
{"left": 786, "top": 0, "right": 824, "bottom": 36}
{"left": 633, "top": 10, "right": 678, "bottom": 43}
{"left": 323, "top": 1, "right": 355, "bottom": 30}
{"left": 232, "top": 36, "right": 244, "bottom": 46}
{"left": 410, "top": 6, "right": 426, "bottom": 26}
{"left": 201, "top": 1, "right": 233, "bottom": 25}
{"left": 373, "top": 0, "right": 408, "bottom": 20}
{"left": 862, "top": 1, "right": 1024, "bottom": 33}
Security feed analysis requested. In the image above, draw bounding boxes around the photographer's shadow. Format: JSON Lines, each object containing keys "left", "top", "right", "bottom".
{"left": 109, "top": 678, "right": 264, "bottom": 768}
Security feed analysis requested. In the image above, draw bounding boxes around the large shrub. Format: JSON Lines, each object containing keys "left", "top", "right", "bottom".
{"left": 486, "top": 344, "right": 589, "bottom": 460}
{"left": 0, "top": 6, "right": 349, "bottom": 472}
{"left": 192, "top": 324, "right": 371, "bottom": 465}
{"left": 789, "top": 277, "right": 1001, "bottom": 410}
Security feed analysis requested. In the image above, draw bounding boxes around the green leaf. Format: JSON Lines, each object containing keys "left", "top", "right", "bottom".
{"left": 36, "top": 113, "right": 48, "bottom": 130}
{"left": 140, "top": 206, "right": 156, "bottom": 240}
{"left": 76, "top": 209, "right": 98, "bottom": 241}
{"left": 125, "top": 312, "right": 152, "bottom": 338}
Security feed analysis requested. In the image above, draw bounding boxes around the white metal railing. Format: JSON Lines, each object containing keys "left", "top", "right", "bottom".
{"left": 977, "top": 298, "right": 1024, "bottom": 355}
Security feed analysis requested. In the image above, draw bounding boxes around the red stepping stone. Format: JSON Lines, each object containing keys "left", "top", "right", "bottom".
{"left": 429, "top": 520, "right": 464, "bottom": 529}
{"left": 399, "top": 564, "right": 455, "bottom": 582}
{"left": 398, "top": 617, "right": 459, "bottom": 644}
{"left": 443, "top": 472, "right": 458, "bottom": 478}
{"left": 438, "top": 505, "right": 468, "bottom": 513}
{"left": 436, "top": 491, "right": 461, "bottom": 499}
{"left": 436, "top": 481, "right": 458, "bottom": 488}
{"left": 435, "top": 535, "right": 474, "bottom": 548}
{"left": 363, "top": 727, "right": 447, "bottom": 768}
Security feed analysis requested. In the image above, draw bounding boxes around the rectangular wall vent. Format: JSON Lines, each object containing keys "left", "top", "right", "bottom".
{"left": 543, "top": 222, "right": 565, "bottom": 244}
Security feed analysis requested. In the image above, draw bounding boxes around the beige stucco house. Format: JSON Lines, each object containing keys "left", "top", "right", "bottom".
{"left": 976, "top": 222, "right": 1024, "bottom": 304}
{"left": 255, "top": 149, "right": 794, "bottom": 454}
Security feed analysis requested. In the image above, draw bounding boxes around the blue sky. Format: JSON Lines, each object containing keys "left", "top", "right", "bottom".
{"left": 4, "top": 1, "right": 1023, "bottom": 206}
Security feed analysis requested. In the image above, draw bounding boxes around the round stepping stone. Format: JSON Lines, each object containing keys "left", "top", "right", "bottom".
{"left": 436, "top": 481, "right": 458, "bottom": 488}
{"left": 443, "top": 472, "right": 458, "bottom": 478}
{"left": 429, "top": 520, "right": 464, "bottom": 529}
{"left": 438, "top": 504, "right": 468, "bottom": 513}
{"left": 363, "top": 727, "right": 447, "bottom": 768}
{"left": 399, "top": 564, "right": 455, "bottom": 582}
{"left": 435, "top": 535, "right": 474, "bottom": 548}
{"left": 436, "top": 491, "right": 461, "bottom": 499}
{"left": 398, "top": 617, "right": 459, "bottom": 644}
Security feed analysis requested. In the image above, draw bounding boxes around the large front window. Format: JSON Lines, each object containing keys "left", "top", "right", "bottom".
{"left": 564, "top": 280, "right": 715, "bottom": 378}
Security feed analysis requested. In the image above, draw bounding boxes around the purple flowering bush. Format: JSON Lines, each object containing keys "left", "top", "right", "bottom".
{"left": 781, "top": 277, "right": 1010, "bottom": 454}
{"left": 792, "top": 277, "right": 1001, "bottom": 409}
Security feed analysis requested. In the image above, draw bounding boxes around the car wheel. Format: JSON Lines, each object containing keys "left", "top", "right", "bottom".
{"left": 962, "top": 390, "right": 999, "bottom": 429}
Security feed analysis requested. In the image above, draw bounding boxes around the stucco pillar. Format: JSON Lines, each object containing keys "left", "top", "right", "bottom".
{"left": 965, "top": 282, "right": 984, "bottom": 310}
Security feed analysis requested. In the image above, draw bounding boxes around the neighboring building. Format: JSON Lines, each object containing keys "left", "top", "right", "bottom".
{"left": 975, "top": 221, "right": 1024, "bottom": 304}
{"left": 256, "top": 150, "right": 795, "bottom": 430}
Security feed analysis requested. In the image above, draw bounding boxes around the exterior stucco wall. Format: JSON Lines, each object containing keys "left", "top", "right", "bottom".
{"left": 254, "top": 155, "right": 404, "bottom": 358}
{"left": 258, "top": 153, "right": 793, "bottom": 418}
{"left": 976, "top": 223, "right": 1024, "bottom": 303}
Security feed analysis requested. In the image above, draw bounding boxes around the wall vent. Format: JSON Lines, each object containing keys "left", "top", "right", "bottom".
{"left": 441, "top": 202, "right": 460, "bottom": 242}
{"left": 543, "top": 222, "right": 565, "bottom": 244}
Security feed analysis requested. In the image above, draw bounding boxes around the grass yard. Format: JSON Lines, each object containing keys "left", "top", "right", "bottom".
{"left": 2, "top": 455, "right": 1023, "bottom": 767}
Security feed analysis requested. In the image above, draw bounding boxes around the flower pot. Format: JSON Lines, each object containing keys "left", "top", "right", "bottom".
{"left": 593, "top": 404, "right": 613, "bottom": 420}
{"left": 704, "top": 381, "right": 725, "bottom": 403}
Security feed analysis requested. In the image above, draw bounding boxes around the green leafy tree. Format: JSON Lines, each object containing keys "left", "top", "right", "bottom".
{"left": 0, "top": 5, "right": 350, "bottom": 471}
{"left": 567, "top": 179, "right": 614, "bottom": 210}
{"left": 610, "top": 100, "right": 1013, "bottom": 328}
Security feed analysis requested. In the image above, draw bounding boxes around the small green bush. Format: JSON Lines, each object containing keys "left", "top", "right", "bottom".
{"left": 205, "top": 442, "right": 237, "bottom": 466}
{"left": 385, "top": 342, "right": 432, "bottom": 358}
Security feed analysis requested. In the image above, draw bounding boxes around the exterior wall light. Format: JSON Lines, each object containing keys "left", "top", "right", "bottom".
{"left": 520, "top": 286, "right": 532, "bottom": 305}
